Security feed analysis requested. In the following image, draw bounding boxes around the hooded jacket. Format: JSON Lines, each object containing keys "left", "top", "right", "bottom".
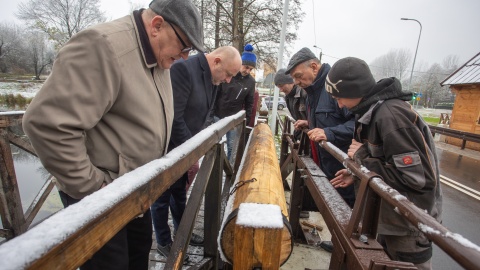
{"left": 351, "top": 77, "right": 443, "bottom": 235}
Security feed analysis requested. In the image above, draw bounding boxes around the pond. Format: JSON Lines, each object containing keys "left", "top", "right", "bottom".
{"left": 0, "top": 145, "right": 63, "bottom": 242}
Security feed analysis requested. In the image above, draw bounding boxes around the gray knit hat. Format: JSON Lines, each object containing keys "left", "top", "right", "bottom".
{"left": 285, "top": 47, "right": 317, "bottom": 74}
{"left": 274, "top": 68, "right": 294, "bottom": 85}
{"left": 149, "top": 0, "right": 204, "bottom": 52}
{"left": 326, "top": 57, "right": 376, "bottom": 98}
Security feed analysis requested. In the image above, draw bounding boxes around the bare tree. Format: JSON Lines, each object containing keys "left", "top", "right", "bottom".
{"left": 26, "top": 31, "right": 55, "bottom": 80}
{"left": 370, "top": 48, "right": 411, "bottom": 81}
{"left": 0, "top": 23, "right": 27, "bottom": 73}
{"left": 194, "top": 0, "right": 304, "bottom": 70}
{"left": 16, "top": 0, "right": 106, "bottom": 49}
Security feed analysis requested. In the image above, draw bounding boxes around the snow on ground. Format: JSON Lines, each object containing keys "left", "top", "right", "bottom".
{"left": 0, "top": 81, "right": 43, "bottom": 98}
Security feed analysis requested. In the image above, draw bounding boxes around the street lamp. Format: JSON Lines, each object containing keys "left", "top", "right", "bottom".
{"left": 313, "top": 45, "right": 323, "bottom": 63}
{"left": 401, "top": 18, "right": 422, "bottom": 93}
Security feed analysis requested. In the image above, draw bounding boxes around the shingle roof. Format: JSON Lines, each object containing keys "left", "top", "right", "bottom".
{"left": 440, "top": 52, "right": 480, "bottom": 86}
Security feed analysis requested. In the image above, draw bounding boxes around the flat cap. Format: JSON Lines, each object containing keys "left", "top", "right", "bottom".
{"left": 285, "top": 47, "right": 317, "bottom": 74}
{"left": 274, "top": 68, "right": 294, "bottom": 85}
{"left": 149, "top": 0, "right": 204, "bottom": 52}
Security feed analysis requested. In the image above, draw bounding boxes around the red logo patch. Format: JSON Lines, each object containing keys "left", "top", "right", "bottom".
{"left": 403, "top": 156, "right": 413, "bottom": 165}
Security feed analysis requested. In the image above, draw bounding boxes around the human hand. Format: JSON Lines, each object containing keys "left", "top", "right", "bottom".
{"left": 307, "top": 128, "right": 327, "bottom": 142}
{"left": 347, "top": 139, "right": 363, "bottom": 158}
{"left": 294, "top": 119, "right": 308, "bottom": 130}
{"left": 330, "top": 169, "right": 354, "bottom": 188}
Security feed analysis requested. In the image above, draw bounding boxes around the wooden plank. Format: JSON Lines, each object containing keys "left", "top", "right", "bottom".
{"left": 165, "top": 148, "right": 216, "bottom": 269}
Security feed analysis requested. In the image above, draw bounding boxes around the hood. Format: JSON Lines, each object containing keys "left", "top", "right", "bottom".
{"left": 350, "top": 77, "right": 412, "bottom": 116}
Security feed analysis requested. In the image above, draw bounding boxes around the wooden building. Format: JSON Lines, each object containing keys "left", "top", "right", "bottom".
{"left": 440, "top": 52, "right": 480, "bottom": 150}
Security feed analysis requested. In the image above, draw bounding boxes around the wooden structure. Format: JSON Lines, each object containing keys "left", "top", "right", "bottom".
{"left": 1, "top": 111, "right": 480, "bottom": 269}
{"left": 440, "top": 52, "right": 480, "bottom": 150}
{"left": 219, "top": 123, "right": 293, "bottom": 268}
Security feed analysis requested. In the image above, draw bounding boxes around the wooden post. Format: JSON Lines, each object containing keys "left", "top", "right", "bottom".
{"left": 220, "top": 123, "right": 293, "bottom": 266}
{"left": 233, "top": 203, "right": 283, "bottom": 270}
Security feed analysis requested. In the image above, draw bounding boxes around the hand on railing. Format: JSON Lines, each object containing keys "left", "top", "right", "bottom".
{"left": 307, "top": 128, "right": 327, "bottom": 142}
{"left": 293, "top": 119, "right": 308, "bottom": 130}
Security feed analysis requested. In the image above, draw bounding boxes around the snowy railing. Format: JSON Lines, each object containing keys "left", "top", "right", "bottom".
{"left": 277, "top": 115, "right": 480, "bottom": 270}
{"left": 0, "top": 111, "right": 246, "bottom": 270}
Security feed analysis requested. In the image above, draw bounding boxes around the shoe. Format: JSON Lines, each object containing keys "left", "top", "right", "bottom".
{"left": 157, "top": 243, "right": 190, "bottom": 261}
{"left": 190, "top": 233, "right": 204, "bottom": 246}
{"left": 319, "top": 241, "right": 333, "bottom": 253}
{"left": 300, "top": 211, "right": 310, "bottom": 218}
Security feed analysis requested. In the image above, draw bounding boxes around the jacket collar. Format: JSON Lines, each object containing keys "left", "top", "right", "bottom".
{"left": 133, "top": 9, "right": 157, "bottom": 68}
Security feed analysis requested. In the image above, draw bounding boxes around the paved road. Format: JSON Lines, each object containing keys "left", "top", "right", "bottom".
{"left": 432, "top": 148, "right": 480, "bottom": 270}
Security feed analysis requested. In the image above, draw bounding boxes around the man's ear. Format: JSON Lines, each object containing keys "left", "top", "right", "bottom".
{"left": 150, "top": 15, "right": 166, "bottom": 35}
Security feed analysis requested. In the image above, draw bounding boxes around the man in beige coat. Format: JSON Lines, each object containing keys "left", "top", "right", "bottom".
{"left": 22, "top": 0, "right": 204, "bottom": 269}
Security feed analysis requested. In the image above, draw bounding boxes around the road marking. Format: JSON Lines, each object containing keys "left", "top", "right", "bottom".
{"left": 440, "top": 175, "right": 480, "bottom": 201}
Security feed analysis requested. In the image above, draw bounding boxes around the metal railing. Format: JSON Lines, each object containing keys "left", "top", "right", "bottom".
{"left": 0, "top": 111, "right": 247, "bottom": 270}
{"left": 277, "top": 113, "right": 480, "bottom": 270}
{"left": 429, "top": 124, "right": 480, "bottom": 150}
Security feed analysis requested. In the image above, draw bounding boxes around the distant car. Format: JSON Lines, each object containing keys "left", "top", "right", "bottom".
{"left": 264, "top": 96, "right": 287, "bottom": 110}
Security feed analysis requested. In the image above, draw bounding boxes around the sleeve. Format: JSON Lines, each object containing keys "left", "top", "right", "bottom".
{"left": 169, "top": 62, "right": 193, "bottom": 149}
{"left": 323, "top": 107, "right": 355, "bottom": 146}
{"left": 22, "top": 29, "right": 120, "bottom": 199}
{"left": 381, "top": 125, "right": 437, "bottom": 191}
{"left": 244, "top": 80, "right": 255, "bottom": 126}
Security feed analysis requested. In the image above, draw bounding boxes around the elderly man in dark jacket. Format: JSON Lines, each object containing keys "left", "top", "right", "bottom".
{"left": 151, "top": 46, "right": 242, "bottom": 259}
{"left": 274, "top": 68, "right": 308, "bottom": 141}
{"left": 328, "top": 57, "right": 442, "bottom": 270}
{"left": 286, "top": 48, "right": 356, "bottom": 208}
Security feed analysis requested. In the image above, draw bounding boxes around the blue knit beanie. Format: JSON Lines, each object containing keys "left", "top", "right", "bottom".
{"left": 242, "top": 44, "right": 257, "bottom": 68}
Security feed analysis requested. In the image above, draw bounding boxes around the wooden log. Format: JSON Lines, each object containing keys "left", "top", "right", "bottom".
{"left": 219, "top": 123, "right": 293, "bottom": 266}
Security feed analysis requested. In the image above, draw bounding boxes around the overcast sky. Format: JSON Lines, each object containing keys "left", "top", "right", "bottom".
{"left": 2, "top": 0, "right": 479, "bottom": 71}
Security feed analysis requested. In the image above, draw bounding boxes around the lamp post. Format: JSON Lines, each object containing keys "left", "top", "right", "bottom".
{"left": 401, "top": 18, "right": 422, "bottom": 95}
{"left": 313, "top": 45, "right": 323, "bottom": 63}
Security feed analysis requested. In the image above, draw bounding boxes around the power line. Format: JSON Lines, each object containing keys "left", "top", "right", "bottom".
{"left": 321, "top": 53, "right": 450, "bottom": 76}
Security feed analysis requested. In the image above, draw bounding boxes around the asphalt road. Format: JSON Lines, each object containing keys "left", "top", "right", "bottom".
{"left": 432, "top": 149, "right": 480, "bottom": 270}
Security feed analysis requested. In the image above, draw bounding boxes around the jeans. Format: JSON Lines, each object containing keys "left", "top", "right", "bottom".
{"left": 226, "top": 128, "right": 237, "bottom": 162}
{"left": 151, "top": 173, "right": 188, "bottom": 246}
{"left": 59, "top": 191, "right": 152, "bottom": 270}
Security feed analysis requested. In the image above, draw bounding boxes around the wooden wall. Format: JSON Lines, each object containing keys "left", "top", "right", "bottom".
{"left": 447, "top": 84, "right": 480, "bottom": 151}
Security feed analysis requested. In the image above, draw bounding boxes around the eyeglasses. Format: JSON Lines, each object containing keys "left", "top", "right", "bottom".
{"left": 167, "top": 22, "right": 193, "bottom": 53}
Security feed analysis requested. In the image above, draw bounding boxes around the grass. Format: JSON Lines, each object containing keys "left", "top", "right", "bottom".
{"left": 422, "top": 116, "right": 440, "bottom": 126}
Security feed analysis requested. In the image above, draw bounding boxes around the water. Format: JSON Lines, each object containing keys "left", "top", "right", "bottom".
{"left": 0, "top": 145, "right": 63, "bottom": 237}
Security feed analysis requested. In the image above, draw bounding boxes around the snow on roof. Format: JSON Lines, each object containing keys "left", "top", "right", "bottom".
{"left": 440, "top": 52, "right": 480, "bottom": 86}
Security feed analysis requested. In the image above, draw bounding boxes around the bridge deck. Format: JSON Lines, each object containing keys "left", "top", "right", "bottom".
{"left": 147, "top": 173, "right": 332, "bottom": 269}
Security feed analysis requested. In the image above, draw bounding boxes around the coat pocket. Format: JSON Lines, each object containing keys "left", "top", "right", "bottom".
{"left": 392, "top": 152, "right": 426, "bottom": 191}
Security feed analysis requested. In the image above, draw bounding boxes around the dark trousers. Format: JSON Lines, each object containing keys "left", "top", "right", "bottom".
{"left": 59, "top": 191, "right": 152, "bottom": 270}
{"left": 150, "top": 173, "right": 188, "bottom": 246}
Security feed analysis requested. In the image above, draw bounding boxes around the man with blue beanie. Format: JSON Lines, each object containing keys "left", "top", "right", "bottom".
{"left": 214, "top": 44, "right": 257, "bottom": 163}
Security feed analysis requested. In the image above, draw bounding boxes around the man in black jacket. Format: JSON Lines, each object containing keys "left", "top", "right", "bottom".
{"left": 151, "top": 46, "right": 242, "bottom": 259}
{"left": 328, "top": 57, "right": 442, "bottom": 270}
{"left": 214, "top": 44, "right": 257, "bottom": 162}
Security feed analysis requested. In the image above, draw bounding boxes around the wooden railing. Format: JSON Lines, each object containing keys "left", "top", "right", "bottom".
{"left": 0, "top": 111, "right": 247, "bottom": 270}
{"left": 0, "top": 111, "right": 56, "bottom": 240}
{"left": 277, "top": 113, "right": 480, "bottom": 270}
